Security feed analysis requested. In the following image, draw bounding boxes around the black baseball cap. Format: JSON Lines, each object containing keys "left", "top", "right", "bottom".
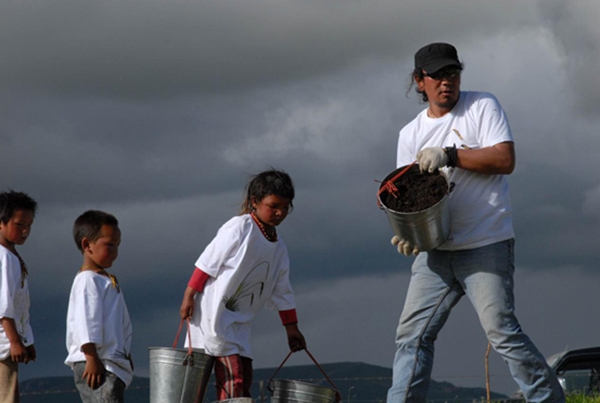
{"left": 414, "top": 43, "right": 461, "bottom": 74}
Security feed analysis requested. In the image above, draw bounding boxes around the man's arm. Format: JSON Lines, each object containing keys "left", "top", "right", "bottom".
{"left": 456, "top": 141, "right": 515, "bottom": 175}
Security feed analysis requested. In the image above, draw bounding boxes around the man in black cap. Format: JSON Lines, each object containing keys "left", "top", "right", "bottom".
{"left": 387, "top": 43, "right": 565, "bottom": 403}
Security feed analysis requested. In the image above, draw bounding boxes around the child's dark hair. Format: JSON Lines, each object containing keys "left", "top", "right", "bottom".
{"left": 73, "top": 210, "right": 119, "bottom": 253}
{"left": 241, "top": 169, "right": 295, "bottom": 214}
{"left": 0, "top": 190, "right": 38, "bottom": 224}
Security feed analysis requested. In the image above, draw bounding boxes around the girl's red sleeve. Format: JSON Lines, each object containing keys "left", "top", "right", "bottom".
{"left": 279, "top": 309, "right": 298, "bottom": 325}
{"left": 188, "top": 267, "right": 210, "bottom": 292}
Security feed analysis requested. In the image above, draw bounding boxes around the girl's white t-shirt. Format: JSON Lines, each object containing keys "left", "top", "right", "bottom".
{"left": 187, "top": 214, "right": 296, "bottom": 358}
{"left": 397, "top": 91, "right": 515, "bottom": 250}
{"left": 0, "top": 245, "right": 34, "bottom": 360}
{"left": 65, "top": 271, "right": 133, "bottom": 386}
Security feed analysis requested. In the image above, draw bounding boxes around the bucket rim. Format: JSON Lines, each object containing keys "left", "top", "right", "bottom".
{"left": 378, "top": 189, "right": 448, "bottom": 215}
{"left": 148, "top": 346, "right": 209, "bottom": 354}
{"left": 378, "top": 166, "right": 449, "bottom": 214}
{"left": 270, "top": 378, "right": 336, "bottom": 391}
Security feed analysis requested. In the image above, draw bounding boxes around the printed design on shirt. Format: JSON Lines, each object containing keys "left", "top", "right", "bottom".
{"left": 444, "top": 128, "right": 474, "bottom": 150}
{"left": 222, "top": 261, "right": 270, "bottom": 312}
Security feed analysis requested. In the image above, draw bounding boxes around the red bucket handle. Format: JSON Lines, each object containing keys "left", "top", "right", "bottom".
{"left": 376, "top": 161, "right": 417, "bottom": 205}
{"left": 267, "top": 349, "right": 341, "bottom": 402}
{"left": 172, "top": 318, "right": 194, "bottom": 357}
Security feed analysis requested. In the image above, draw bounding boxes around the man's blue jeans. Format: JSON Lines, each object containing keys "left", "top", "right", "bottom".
{"left": 387, "top": 239, "right": 564, "bottom": 403}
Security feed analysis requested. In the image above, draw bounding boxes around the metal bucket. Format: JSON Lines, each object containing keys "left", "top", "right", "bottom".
{"left": 149, "top": 346, "right": 215, "bottom": 403}
{"left": 378, "top": 164, "right": 451, "bottom": 251}
{"left": 270, "top": 379, "right": 338, "bottom": 403}
{"left": 211, "top": 399, "right": 254, "bottom": 403}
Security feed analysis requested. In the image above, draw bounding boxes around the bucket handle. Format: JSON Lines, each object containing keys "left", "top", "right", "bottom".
{"left": 377, "top": 164, "right": 456, "bottom": 208}
{"left": 266, "top": 349, "right": 341, "bottom": 402}
{"left": 376, "top": 161, "right": 417, "bottom": 206}
{"left": 173, "top": 318, "right": 196, "bottom": 367}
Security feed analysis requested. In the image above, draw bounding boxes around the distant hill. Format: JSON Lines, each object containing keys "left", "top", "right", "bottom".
{"left": 19, "top": 361, "right": 508, "bottom": 402}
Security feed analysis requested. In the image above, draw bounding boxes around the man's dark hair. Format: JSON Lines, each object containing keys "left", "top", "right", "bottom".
{"left": 73, "top": 210, "right": 119, "bottom": 253}
{"left": 0, "top": 190, "right": 38, "bottom": 224}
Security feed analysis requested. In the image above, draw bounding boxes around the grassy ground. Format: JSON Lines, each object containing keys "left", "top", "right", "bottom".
{"left": 566, "top": 395, "right": 600, "bottom": 403}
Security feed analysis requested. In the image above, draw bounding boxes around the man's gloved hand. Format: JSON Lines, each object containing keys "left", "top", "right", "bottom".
{"left": 391, "top": 236, "right": 420, "bottom": 256}
{"left": 417, "top": 147, "right": 447, "bottom": 173}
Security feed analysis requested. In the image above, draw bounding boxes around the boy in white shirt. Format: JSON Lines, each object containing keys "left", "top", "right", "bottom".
{"left": 65, "top": 210, "right": 133, "bottom": 403}
{"left": 0, "top": 190, "right": 37, "bottom": 403}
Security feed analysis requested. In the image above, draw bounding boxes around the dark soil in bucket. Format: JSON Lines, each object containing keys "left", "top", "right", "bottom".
{"left": 381, "top": 171, "right": 447, "bottom": 213}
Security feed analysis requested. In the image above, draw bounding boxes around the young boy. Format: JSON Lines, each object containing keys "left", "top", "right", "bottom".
{"left": 0, "top": 190, "right": 37, "bottom": 403}
{"left": 65, "top": 210, "right": 133, "bottom": 403}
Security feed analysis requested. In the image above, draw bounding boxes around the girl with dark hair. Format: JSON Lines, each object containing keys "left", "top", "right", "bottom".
{"left": 179, "top": 169, "right": 305, "bottom": 401}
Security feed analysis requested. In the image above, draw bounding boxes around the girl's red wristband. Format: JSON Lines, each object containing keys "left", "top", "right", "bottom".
{"left": 188, "top": 267, "right": 210, "bottom": 292}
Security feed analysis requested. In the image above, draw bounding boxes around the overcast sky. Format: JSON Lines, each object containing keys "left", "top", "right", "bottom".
{"left": 2, "top": 0, "right": 599, "bottom": 397}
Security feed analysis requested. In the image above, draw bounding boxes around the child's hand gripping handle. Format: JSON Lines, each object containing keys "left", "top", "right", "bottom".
{"left": 173, "top": 318, "right": 196, "bottom": 366}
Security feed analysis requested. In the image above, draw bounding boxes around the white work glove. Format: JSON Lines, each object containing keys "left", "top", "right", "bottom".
{"left": 391, "top": 236, "right": 420, "bottom": 257}
{"left": 417, "top": 147, "right": 447, "bottom": 173}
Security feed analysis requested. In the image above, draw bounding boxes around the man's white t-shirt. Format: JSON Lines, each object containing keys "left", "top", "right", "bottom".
{"left": 188, "top": 214, "right": 296, "bottom": 358}
{"left": 65, "top": 271, "right": 133, "bottom": 386}
{"left": 0, "top": 245, "right": 34, "bottom": 360}
{"left": 397, "top": 91, "right": 515, "bottom": 250}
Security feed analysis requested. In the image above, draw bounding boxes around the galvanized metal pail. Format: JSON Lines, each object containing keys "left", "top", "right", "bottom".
{"left": 378, "top": 164, "right": 451, "bottom": 251}
{"left": 149, "top": 319, "right": 215, "bottom": 403}
{"left": 270, "top": 379, "right": 337, "bottom": 403}
{"left": 149, "top": 346, "right": 215, "bottom": 403}
{"left": 267, "top": 350, "right": 340, "bottom": 403}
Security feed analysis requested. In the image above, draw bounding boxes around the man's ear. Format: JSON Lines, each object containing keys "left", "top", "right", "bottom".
{"left": 415, "top": 75, "right": 425, "bottom": 91}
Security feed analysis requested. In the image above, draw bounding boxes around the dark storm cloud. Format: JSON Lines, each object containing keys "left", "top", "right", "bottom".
{"left": 1, "top": 0, "right": 536, "bottom": 98}
{"left": 2, "top": 92, "right": 270, "bottom": 204}
{"left": 538, "top": 0, "right": 600, "bottom": 117}
{"left": 2, "top": 1, "right": 600, "bottom": 397}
